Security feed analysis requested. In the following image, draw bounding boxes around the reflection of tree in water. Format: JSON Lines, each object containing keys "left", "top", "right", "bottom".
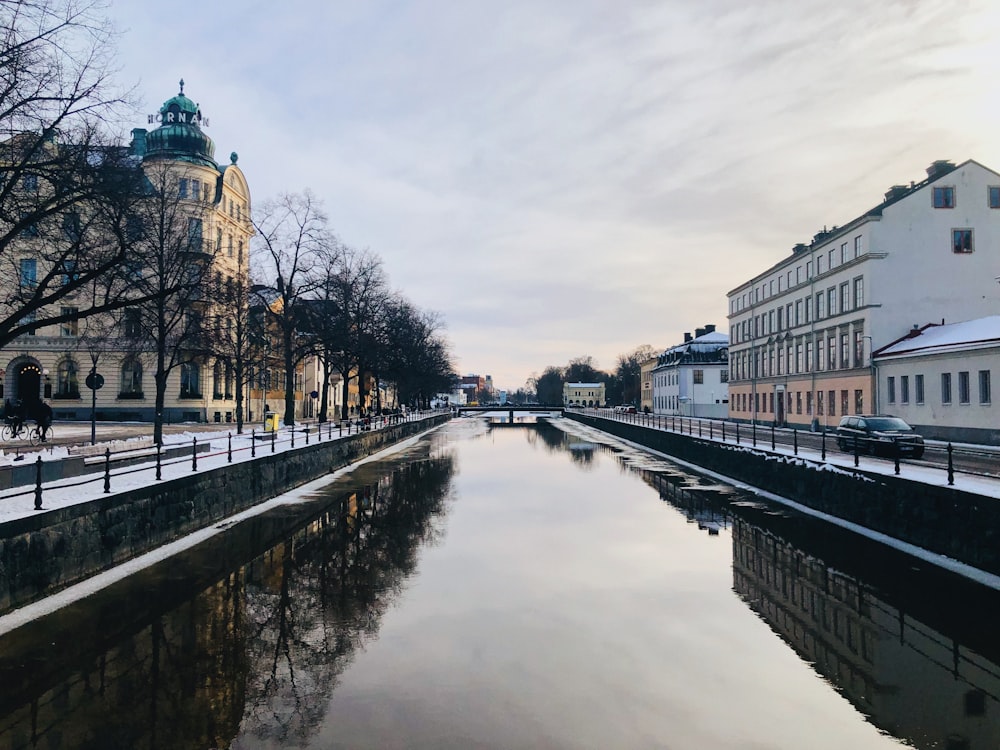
{"left": 235, "top": 456, "right": 455, "bottom": 746}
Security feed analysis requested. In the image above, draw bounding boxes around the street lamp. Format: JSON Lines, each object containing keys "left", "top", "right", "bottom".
{"left": 863, "top": 335, "right": 876, "bottom": 414}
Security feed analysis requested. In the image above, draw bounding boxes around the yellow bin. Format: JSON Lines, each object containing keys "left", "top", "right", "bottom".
{"left": 263, "top": 412, "right": 279, "bottom": 433}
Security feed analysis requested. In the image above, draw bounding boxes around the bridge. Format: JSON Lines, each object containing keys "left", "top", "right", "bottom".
{"left": 455, "top": 405, "right": 565, "bottom": 420}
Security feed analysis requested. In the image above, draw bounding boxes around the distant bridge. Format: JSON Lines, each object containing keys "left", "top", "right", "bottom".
{"left": 456, "top": 405, "right": 565, "bottom": 415}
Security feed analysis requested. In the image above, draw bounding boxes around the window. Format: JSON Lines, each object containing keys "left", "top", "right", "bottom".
{"left": 854, "top": 277, "right": 864, "bottom": 308}
{"left": 805, "top": 340, "right": 813, "bottom": 372}
{"left": 806, "top": 261, "right": 813, "bottom": 278}
{"left": 60, "top": 306, "right": 78, "bottom": 337}
{"left": 900, "top": 375, "right": 909, "bottom": 404}
{"left": 216, "top": 227, "right": 223, "bottom": 252}
{"left": 19, "top": 258, "right": 36, "bottom": 289}
{"left": 854, "top": 331, "right": 864, "bottom": 365}
{"left": 178, "top": 178, "right": 188, "bottom": 198}
{"left": 828, "top": 337, "right": 836, "bottom": 370}
{"left": 915, "top": 374, "right": 924, "bottom": 404}
{"left": 795, "top": 300, "right": 802, "bottom": 326}
{"left": 828, "top": 288, "right": 837, "bottom": 316}
{"left": 61, "top": 260, "right": 79, "bottom": 286}
{"left": 817, "top": 256, "right": 825, "bottom": 274}
{"left": 841, "top": 242, "right": 849, "bottom": 264}
{"left": 238, "top": 240, "right": 244, "bottom": 265}
{"left": 854, "top": 390, "right": 863, "bottom": 415}
{"left": 841, "top": 282, "right": 851, "bottom": 311}
{"left": 942, "top": 373, "right": 952, "bottom": 404}
{"left": 979, "top": 370, "right": 991, "bottom": 404}
{"left": 187, "top": 217, "right": 203, "bottom": 251}
{"left": 120, "top": 358, "right": 143, "bottom": 396}
{"left": 953, "top": 229, "right": 973, "bottom": 253}
{"left": 63, "top": 211, "right": 81, "bottom": 241}
{"left": 817, "top": 390, "right": 824, "bottom": 416}
{"left": 959, "top": 371, "right": 970, "bottom": 404}
{"left": 191, "top": 179, "right": 201, "bottom": 200}
{"left": 933, "top": 186, "right": 955, "bottom": 208}
{"left": 853, "top": 236, "right": 863, "bottom": 257}
{"left": 22, "top": 174, "right": 38, "bottom": 192}
{"left": 841, "top": 334, "right": 850, "bottom": 368}
{"left": 180, "top": 362, "right": 201, "bottom": 398}
{"left": 20, "top": 213, "right": 39, "bottom": 237}
{"left": 720, "top": 370, "right": 728, "bottom": 383}
{"left": 828, "top": 390, "right": 836, "bottom": 417}
{"left": 990, "top": 186, "right": 1000, "bottom": 209}
{"left": 887, "top": 377, "right": 895, "bottom": 404}
{"left": 56, "top": 359, "right": 79, "bottom": 397}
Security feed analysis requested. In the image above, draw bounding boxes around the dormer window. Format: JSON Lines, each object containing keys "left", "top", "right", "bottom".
{"left": 933, "top": 186, "right": 955, "bottom": 208}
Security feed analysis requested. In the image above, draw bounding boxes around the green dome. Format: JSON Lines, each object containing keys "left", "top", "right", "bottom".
{"left": 143, "top": 79, "right": 216, "bottom": 167}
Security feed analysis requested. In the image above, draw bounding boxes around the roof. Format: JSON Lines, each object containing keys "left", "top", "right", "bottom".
{"left": 565, "top": 382, "right": 604, "bottom": 388}
{"left": 655, "top": 330, "right": 729, "bottom": 368}
{"left": 726, "top": 159, "right": 1000, "bottom": 297}
{"left": 876, "top": 315, "right": 1000, "bottom": 359}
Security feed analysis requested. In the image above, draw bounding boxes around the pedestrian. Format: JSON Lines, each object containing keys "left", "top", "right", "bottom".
{"left": 37, "top": 400, "right": 53, "bottom": 441}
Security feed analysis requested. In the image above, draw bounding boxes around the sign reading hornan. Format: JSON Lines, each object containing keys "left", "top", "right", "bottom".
{"left": 147, "top": 110, "right": 210, "bottom": 127}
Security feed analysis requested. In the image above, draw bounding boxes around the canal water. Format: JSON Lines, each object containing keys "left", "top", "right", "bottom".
{"left": 1, "top": 416, "right": 998, "bottom": 749}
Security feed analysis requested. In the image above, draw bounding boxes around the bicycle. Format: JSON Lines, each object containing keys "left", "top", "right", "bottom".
{"left": 1, "top": 419, "right": 26, "bottom": 442}
{"left": 29, "top": 423, "right": 51, "bottom": 446}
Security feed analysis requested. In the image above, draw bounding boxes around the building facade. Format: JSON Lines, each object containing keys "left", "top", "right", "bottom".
{"left": 1, "top": 82, "right": 253, "bottom": 423}
{"left": 640, "top": 356, "right": 657, "bottom": 413}
{"left": 651, "top": 326, "right": 729, "bottom": 417}
{"left": 563, "top": 382, "right": 605, "bottom": 407}
{"left": 727, "top": 159, "right": 1000, "bottom": 429}
{"left": 874, "top": 316, "right": 1000, "bottom": 443}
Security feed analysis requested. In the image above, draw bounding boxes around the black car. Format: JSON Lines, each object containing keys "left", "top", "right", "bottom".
{"left": 835, "top": 415, "right": 925, "bottom": 459}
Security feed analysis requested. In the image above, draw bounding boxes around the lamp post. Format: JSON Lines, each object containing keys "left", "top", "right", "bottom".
{"left": 863, "top": 335, "right": 876, "bottom": 414}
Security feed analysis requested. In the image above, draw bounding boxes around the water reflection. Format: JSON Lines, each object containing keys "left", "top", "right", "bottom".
{"left": 0, "top": 449, "right": 456, "bottom": 750}
{"left": 603, "top": 428, "right": 1000, "bottom": 750}
{"left": 2, "top": 421, "right": 1000, "bottom": 749}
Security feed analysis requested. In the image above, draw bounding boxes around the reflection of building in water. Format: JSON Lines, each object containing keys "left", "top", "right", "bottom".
{"left": 732, "top": 517, "right": 1000, "bottom": 750}
{"left": 644, "top": 471, "right": 731, "bottom": 536}
{"left": 0, "top": 572, "right": 246, "bottom": 750}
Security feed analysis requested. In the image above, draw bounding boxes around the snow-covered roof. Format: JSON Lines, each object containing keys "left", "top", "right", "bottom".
{"left": 877, "top": 315, "right": 1000, "bottom": 359}
{"left": 565, "top": 382, "right": 604, "bottom": 388}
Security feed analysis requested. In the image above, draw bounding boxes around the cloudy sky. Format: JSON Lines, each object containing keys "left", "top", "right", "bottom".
{"left": 108, "top": 0, "right": 1000, "bottom": 391}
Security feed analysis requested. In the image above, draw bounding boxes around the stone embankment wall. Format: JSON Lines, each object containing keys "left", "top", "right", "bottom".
{"left": 567, "top": 413, "right": 1000, "bottom": 576}
{"left": 0, "top": 416, "right": 449, "bottom": 615}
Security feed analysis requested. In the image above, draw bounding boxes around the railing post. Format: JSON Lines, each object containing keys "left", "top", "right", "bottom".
{"left": 722, "top": 422, "right": 726, "bottom": 442}
{"left": 709, "top": 421, "right": 713, "bottom": 440}
{"left": 793, "top": 429, "right": 797, "bottom": 455}
{"left": 771, "top": 424, "right": 775, "bottom": 451}
{"left": 752, "top": 421, "right": 757, "bottom": 447}
{"left": 156, "top": 442, "right": 162, "bottom": 480}
{"left": 251, "top": 429, "right": 256, "bottom": 458}
{"left": 894, "top": 444, "right": 900, "bottom": 475}
{"left": 947, "top": 443, "right": 955, "bottom": 485}
{"left": 103, "top": 448, "right": 111, "bottom": 493}
{"left": 34, "top": 456, "right": 43, "bottom": 510}
{"left": 271, "top": 428, "right": 276, "bottom": 453}
{"left": 339, "top": 421, "right": 343, "bottom": 437}
{"left": 736, "top": 423, "right": 740, "bottom": 444}
{"left": 192, "top": 436, "right": 198, "bottom": 471}
{"left": 821, "top": 429, "right": 826, "bottom": 461}
{"left": 854, "top": 435, "right": 860, "bottom": 467}
{"left": 306, "top": 424, "right": 310, "bottom": 444}
{"left": 698, "top": 420, "right": 702, "bottom": 438}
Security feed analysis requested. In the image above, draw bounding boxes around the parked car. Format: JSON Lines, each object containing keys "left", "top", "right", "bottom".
{"left": 835, "top": 415, "right": 925, "bottom": 459}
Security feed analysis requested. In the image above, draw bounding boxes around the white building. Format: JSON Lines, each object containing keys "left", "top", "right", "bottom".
{"left": 727, "top": 159, "right": 1000, "bottom": 429}
{"left": 563, "top": 382, "right": 605, "bottom": 407}
{"left": 874, "top": 316, "right": 1000, "bottom": 443}
{"left": 651, "top": 326, "right": 729, "bottom": 417}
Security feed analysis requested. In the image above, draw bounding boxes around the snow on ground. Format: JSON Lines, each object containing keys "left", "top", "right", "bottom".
{"left": 0, "top": 418, "right": 434, "bottom": 523}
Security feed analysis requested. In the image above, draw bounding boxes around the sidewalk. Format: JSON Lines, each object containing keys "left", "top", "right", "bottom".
{"left": 0, "top": 415, "right": 430, "bottom": 524}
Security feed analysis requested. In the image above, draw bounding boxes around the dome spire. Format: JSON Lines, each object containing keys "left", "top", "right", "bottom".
{"left": 179, "top": 78, "right": 185, "bottom": 94}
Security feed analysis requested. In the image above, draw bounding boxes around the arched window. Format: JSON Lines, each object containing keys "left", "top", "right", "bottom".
{"left": 120, "top": 358, "right": 143, "bottom": 397}
{"left": 180, "top": 362, "right": 201, "bottom": 398}
{"left": 56, "top": 358, "right": 79, "bottom": 397}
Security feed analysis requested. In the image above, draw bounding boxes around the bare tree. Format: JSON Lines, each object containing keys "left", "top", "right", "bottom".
{"left": 120, "top": 162, "right": 219, "bottom": 444}
{"left": 251, "top": 191, "right": 332, "bottom": 427}
{"left": 0, "top": 0, "right": 150, "bottom": 348}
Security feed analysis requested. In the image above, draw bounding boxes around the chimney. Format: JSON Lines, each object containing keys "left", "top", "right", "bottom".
{"left": 792, "top": 242, "right": 809, "bottom": 254}
{"left": 926, "top": 160, "right": 956, "bottom": 179}
{"left": 704, "top": 324, "right": 716, "bottom": 334}
{"left": 695, "top": 327, "right": 706, "bottom": 338}
{"left": 130, "top": 128, "right": 147, "bottom": 158}
{"left": 884, "top": 185, "right": 909, "bottom": 202}
{"left": 684, "top": 332, "right": 692, "bottom": 343}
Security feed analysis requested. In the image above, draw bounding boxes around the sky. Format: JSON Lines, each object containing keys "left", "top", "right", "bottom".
{"left": 106, "top": 0, "right": 1000, "bottom": 391}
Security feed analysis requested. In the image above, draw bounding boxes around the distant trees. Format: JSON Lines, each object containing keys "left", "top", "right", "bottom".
{"left": 528, "top": 344, "right": 660, "bottom": 408}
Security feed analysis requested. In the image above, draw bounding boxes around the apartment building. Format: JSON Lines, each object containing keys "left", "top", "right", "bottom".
{"left": 727, "top": 159, "right": 1000, "bottom": 429}
{"left": 651, "top": 325, "right": 729, "bottom": 417}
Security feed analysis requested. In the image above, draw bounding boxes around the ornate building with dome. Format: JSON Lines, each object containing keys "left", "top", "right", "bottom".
{"left": 0, "top": 82, "right": 254, "bottom": 425}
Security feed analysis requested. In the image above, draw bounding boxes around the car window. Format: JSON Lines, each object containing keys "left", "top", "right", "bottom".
{"left": 866, "top": 417, "right": 912, "bottom": 431}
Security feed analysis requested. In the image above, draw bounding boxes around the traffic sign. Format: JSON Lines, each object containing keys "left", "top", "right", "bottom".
{"left": 85, "top": 372, "right": 105, "bottom": 390}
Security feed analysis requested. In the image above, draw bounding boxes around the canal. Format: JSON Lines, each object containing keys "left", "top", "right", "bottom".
{"left": 1, "top": 416, "right": 998, "bottom": 749}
